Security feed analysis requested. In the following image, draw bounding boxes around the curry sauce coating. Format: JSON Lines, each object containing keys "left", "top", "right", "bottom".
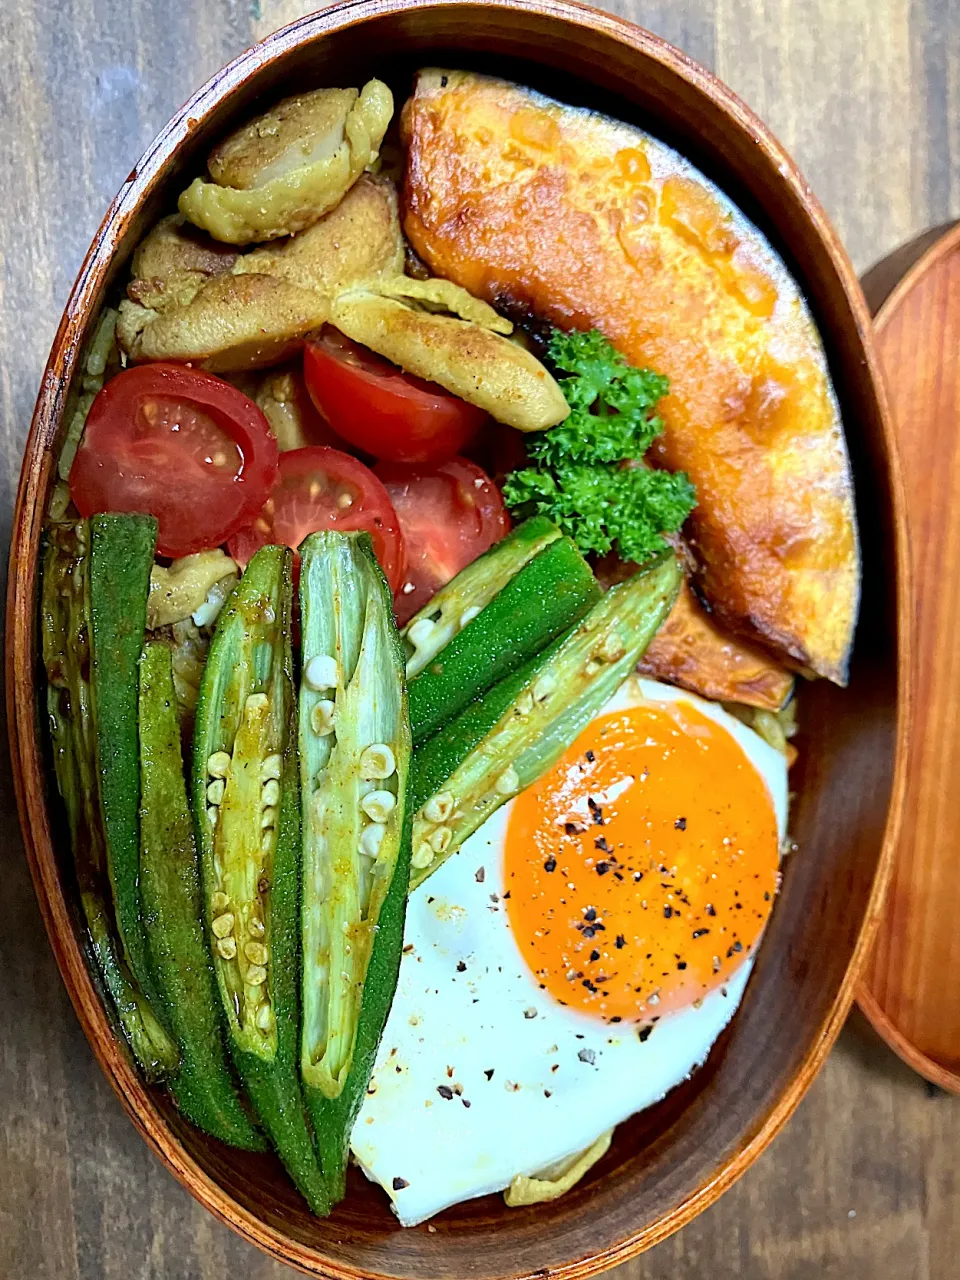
{"left": 332, "top": 289, "right": 569, "bottom": 431}
{"left": 118, "top": 177, "right": 404, "bottom": 371}
{"left": 179, "top": 80, "right": 394, "bottom": 244}
{"left": 234, "top": 175, "right": 405, "bottom": 293}
{"left": 120, "top": 274, "right": 330, "bottom": 372}
{"left": 402, "top": 69, "right": 860, "bottom": 683}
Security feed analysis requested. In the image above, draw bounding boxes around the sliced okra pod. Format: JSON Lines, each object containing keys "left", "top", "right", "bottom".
{"left": 193, "top": 545, "right": 328, "bottom": 1211}
{"left": 402, "top": 515, "right": 562, "bottom": 678}
{"left": 140, "top": 642, "right": 263, "bottom": 1149}
{"left": 408, "top": 533, "right": 603, "bottom": 745}
{"left": 42, "top": 520, "right": 178, "bottom": 1079}
{"left": 299, "top": 531, "right": 411, "bottom": 1203}
{"left": 409, "top": 552, "right": 683, "bottom": 889}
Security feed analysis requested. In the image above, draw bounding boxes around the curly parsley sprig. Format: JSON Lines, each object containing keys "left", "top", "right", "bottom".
{"left": 502, "top": 329, "right": 696, "bottom": 564}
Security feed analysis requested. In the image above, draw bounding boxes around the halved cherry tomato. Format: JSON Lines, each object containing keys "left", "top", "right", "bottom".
{"left": 70, "top": 364, "right": 278, "bottom": 559}
{"left": 303, "top": 329, "right": 487, "bottom": 465}
{"left": 375, "top": 457, "right": 510, "bottom": 625}
{"left": 228, "top": 446, "right": 405, "bottom": 591}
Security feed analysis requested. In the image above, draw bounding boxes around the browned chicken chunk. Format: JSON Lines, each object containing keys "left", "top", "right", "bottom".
{"left": 179, "top": 79, "right": 393, "bottom": 244}
{"left": 118, "top": 178, "right": 403, "bottom": 371}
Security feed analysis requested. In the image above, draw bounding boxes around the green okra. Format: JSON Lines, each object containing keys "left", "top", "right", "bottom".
{"left": 139, "top": 642, "right": 263, "bottom": 1149}
{"left": 298, "top": 531, "right": 411, "bottom": 1203}
{"left": 410, "top": 642, "right": 563, "bottom": 816}
{"left": 408, "top": 534, "right": 602, "bottom": 745}
{"left": 310, "top": 809, "right": 411, "bottom": 1206}
{"left": 88, "top": 512, "right": 159, "bottom": 1001}
{"left": 42, "top": 520, "right": 178, "bottom": 1080}
{"left": 81, "top": 890, "right": 178, "bottom": 1079}
{"left": 192, "top": 546, "right": 327, "bottom": 1208}
{"left": 409, "top": 552, "right": 683, "bottom": 889}
{"left": 402, "top": 516, "right": 563, "bottom": 679}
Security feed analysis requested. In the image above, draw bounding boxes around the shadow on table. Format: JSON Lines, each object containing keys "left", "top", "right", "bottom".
{"left": 832, "top": 1007, "right": 945, "bottom": 1094}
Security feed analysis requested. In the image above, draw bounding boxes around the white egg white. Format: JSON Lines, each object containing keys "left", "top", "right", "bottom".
{"left": 350, "top": 677, "right": 788, "bottom": 1226}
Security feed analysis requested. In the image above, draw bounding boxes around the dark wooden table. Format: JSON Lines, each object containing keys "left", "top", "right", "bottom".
{"left": 1, "top": 1, "right": 957, "bottom": 1276}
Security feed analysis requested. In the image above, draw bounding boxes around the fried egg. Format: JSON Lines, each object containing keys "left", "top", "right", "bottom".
{"left": 351, "top": 677, "right": 788, "bottom": 1225}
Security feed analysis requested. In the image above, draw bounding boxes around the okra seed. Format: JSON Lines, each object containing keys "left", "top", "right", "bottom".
{"left": 207, "top": 750, "right": 232, "bottom": 778}
{"left": 304, "top": 654, "right": 338, "bottom": 691}
{"left": 245, "top": 941, "right": 269, "bottom": 966}
{"left": 260, "top": 753, "right": 282, "bottom": 781}
{"left": 206, "top": 805, "right": 218, "bottom": 828}
{"left": 216, "top": 936, "right": 237, "bottom": 959}
{"left": 261, "top": 778, "right": 280, "bottom": 808}
{"left": 260, "top": 830, "right": 274, "bottom": 853}
{"left": 260, "top": 806, "right": 278, "bottom": 830}
{"left": 256, "top": 1002, "right": 275, "bottom": 1032}
{"left": 310, "top": 699, "right": 335, "bottom": 736}
{"left": 361, "top": 789, "right": 396, "bottom": 822}
{"left": 212, "top": 912, "right": 235, "bottom": 938}
{"left": 246, "top": 692, "right": 269, "bottom": 713}
{"left": 584, "top": 659, "right": 602, "bottom": 676}
{"left": 601, "top": 633, "right": 626, "bottom": 662}
{"left": 428, "top": 825, "right": 452, "bottom": 853}
{"left": 459, "top": 605, "right": 481, "bottom": 629}
{"left": 532, "top": 674, "right": 556, "bottom": 703}
{"left": 248, "top": 915, "right": 265, "bottom": 938}
{"left": 412, "top": 841, "right": 435, "bottom": 870}
{"left": 496, "top": 766, "right": 519, "bottom": 795}
{"left": 515, "top": 691, "right": 534, "bottom": 717}
{"left": 359, "top": 822, "right": 387, "bottom": 857}
{"left": 246, "top": 964, "right": 268, "bottom": 986}
{"left": 422, "top": 792, "right": 455, "bottom": 823}
{"left": 407, "top": 617, "right": 436, "bottom": 648}
{"left": 211, "top": 891, "right": 230, "bottom": 913}
{"left": 360, "top": 743, "right": 396, "bottom": 780}
{"left": 206, "top": 778, "right": 225, "bottom": 806}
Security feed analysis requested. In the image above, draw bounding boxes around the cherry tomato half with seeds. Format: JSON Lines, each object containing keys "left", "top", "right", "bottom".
{"left": 303, "top": 329, "right": 487, "bottom": 465}
{"left": 228, "top": 446, "right": 405, "bottom": 592}
{"left": 375, "top": 457, "right": 510, "bottom": 625}
{"left": 69, "top": 364, "right": 278, "bottom": 559}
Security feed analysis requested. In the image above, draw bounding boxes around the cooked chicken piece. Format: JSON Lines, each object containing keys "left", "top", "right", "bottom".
{"left": 179, "top": 79, "right": 393, "bottom": 244}
{"left": 253, "top": 368, "right": 332, "bottom": 452}
{"left": 374, "top": 276, "right": 512, "bottom": 332}
{"left": 332, "top": 287, "right": 568, "bottom": 431}
{"left": 234, "top": 175, "right": 404, "bottom": 293}
{"left": 118, "top": 274, "right": 330, "bottom": 372}
{"left": 638, "top": 578, "right": 795, "bottom": 711}
{"left": 402, "top": 69, "right": 860, "bottom": 683}
{"left": 147, "top": 551, "right": 238, "bottom": 630}
{"left": 119, "top": 179, "right": 402, "bottom": 372}
{"left": 126, "top": 214, "right": 239, "bottom": 311}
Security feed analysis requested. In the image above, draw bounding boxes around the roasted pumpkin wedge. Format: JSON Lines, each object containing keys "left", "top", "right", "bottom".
{"left": 401, "top": 68, "right": 860, "bottom": 683}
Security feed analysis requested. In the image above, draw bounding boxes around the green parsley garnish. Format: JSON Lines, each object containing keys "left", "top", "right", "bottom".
{"left": 502, "top": 329, "right": 696, "bottom": 564}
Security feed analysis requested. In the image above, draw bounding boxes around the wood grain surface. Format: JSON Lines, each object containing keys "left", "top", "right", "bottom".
{"left": 860, "top": 226, "right": 960, "bottom": 1093}
{"left": 0, "top": 1, "right": 954, "bottom": 1278}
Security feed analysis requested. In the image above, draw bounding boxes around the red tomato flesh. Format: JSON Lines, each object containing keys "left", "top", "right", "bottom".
{"left": 69, "top": 364, "right": 278, "bottom": 559}
{"left": 303, "top": 330, "right": 487, "bottom": 465}
{"left": 228, "top": 446, "right": 405, "bottom": 592}
{"left": 375, "top": 457, "right": 510, "bottom": 625}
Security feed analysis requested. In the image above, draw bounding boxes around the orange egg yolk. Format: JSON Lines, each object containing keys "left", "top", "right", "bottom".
{"left": 504, "top": 698, "right": 780, "bottom": 1024}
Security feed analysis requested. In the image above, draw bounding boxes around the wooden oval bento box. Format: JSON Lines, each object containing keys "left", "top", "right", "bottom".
{"left": 6, "top": 1, "right": 910, "bottom": 1276}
